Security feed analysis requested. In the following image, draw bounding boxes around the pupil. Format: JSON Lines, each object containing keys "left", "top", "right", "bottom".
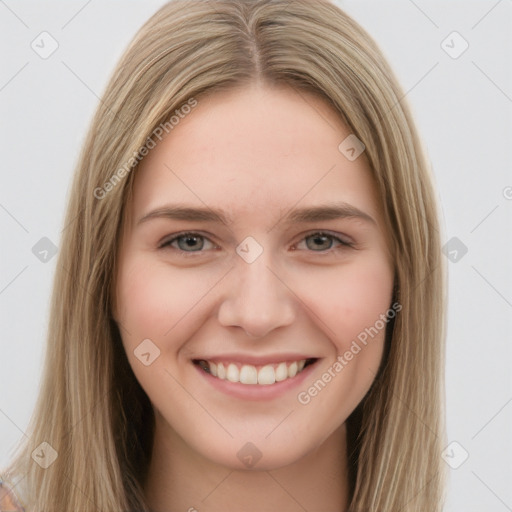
{"left": 181, "top": 235, "right": 202, "bottom": 250}
{"left": 309, "top": 234, "right": 331, "bottom": 250}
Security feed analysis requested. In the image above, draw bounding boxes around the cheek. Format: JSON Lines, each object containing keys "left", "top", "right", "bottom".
{"left": 293, "top": 254, "right": 394, "bottom": 397}
{"left": 116, "top": 260, "right": 173, "bottom": 343}
{"left": 116, "top": 256, "right": 210, "bottom": 341}
{"left": 300, "top": 256, "right": 394, "bottom": 340}
{"left": 114, "top": 255, "right": 215, "bottom": 401}
{"left": 115, "top": 254, "right": 230, "bottom": 381}
{"left": 291, "top": 257, "right": 394, "bottom": 431}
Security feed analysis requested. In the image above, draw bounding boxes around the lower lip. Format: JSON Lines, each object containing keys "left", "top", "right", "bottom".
{"left": 193, "top": 360, "right": 319, "bottom": 401}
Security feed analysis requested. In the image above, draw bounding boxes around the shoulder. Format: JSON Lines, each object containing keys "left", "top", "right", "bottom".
{"left": 0, "top": 480, "right": 25, "bottom": 511}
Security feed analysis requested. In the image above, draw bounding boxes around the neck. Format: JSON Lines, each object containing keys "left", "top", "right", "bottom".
{"left": 144, "top": 414, "right": 350, "bottom": 512}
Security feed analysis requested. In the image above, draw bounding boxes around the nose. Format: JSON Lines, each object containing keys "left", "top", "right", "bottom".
{"left": 217, "top": 251, "right": 297, "bottom": 339}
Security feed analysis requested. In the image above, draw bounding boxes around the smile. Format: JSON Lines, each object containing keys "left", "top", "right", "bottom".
{"left": 193, "top": 358, "right": 317, "bottom": 385}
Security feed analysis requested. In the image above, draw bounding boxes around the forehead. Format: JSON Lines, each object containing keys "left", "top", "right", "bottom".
{"left": 128, "top": 84, "right": 382, "bottom": 228}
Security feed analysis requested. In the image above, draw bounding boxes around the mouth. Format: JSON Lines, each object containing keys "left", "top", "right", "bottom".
{"left": 193, "top": 358, "right": 318, "bottom": 385}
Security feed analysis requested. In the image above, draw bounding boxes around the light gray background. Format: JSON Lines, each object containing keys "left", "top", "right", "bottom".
{"left": 1, "top": 1, "right": 511, "bottom": 510}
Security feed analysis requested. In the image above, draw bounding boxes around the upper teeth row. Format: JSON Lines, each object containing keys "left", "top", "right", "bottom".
{"left": 201, "top": 360, "right": 307, "bottom": 385}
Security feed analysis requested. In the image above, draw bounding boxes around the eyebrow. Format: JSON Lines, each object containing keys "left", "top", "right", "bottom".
{"left": 137, "top": 202, "right": 376, "bottom": 227}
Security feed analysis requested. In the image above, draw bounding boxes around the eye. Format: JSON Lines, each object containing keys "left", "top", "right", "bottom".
{"left": 159, "top": 232, "right": 217, "bottom": 253}
{"left": 293, "top": 231, "right": 353, "bottom": 252}
{"left": 158, "top": 230, "right": 353, "bottom": 256}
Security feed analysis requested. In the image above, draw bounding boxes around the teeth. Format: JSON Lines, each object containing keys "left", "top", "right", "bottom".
{"left": 226, "top": 363, "right": 239, "bottom": 383}
{"left": 275, "top": 362, "right": 288, "bottom": 382}
{"left": 258, "top": 365, "right": 276, "bottom": 385}
{"left": 217, "top": 362, "right": 226, "bottom": 379}
{"left": 198, "top": 359, "right": 312, "bottom": 385}
{"left": 239, "top": 365, "right": 258, "bottom": 384}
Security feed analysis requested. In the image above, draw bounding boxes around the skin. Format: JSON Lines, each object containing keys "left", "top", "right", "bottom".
{"left": 114, "top": 83, "right": 395, "bottom": 511}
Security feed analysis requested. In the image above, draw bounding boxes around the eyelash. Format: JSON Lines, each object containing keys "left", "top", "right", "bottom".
{"left": 158, "top": 231, "right": 354, "bottom": 256}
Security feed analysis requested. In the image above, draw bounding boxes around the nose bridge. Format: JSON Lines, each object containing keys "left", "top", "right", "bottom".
{"left": 217, "top": 247, "right": 296, "bottom": 338}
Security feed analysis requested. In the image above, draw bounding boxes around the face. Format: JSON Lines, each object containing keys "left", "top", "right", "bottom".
{"left": 114, "top": 84, "right": 395, "bottom": 471}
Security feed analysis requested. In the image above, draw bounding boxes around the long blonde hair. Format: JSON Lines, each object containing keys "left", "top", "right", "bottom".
{"left": 4, "top": 1, "right": 447, "bottom": 510}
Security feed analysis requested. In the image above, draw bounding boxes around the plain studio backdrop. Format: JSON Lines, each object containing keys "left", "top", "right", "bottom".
{"left": 0, "top": 1, "right": 511, "bottom": 510}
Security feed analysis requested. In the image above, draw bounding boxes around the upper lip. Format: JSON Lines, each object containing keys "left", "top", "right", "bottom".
{"left": 192, "top": 353, "right": 319, "bottom": 366}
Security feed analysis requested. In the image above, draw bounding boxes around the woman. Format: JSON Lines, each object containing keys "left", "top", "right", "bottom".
{"left": 1, "top": 0, "right": 447, "bottom": 510}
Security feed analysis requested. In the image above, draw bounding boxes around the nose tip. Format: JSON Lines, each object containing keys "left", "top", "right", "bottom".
{"left": 217, "top": 258, "right": 296, "bottom": 339}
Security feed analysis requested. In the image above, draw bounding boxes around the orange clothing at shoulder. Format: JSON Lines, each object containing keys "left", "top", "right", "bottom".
{"left": 0, "top": 481, "right": 25, "bottom": 512}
